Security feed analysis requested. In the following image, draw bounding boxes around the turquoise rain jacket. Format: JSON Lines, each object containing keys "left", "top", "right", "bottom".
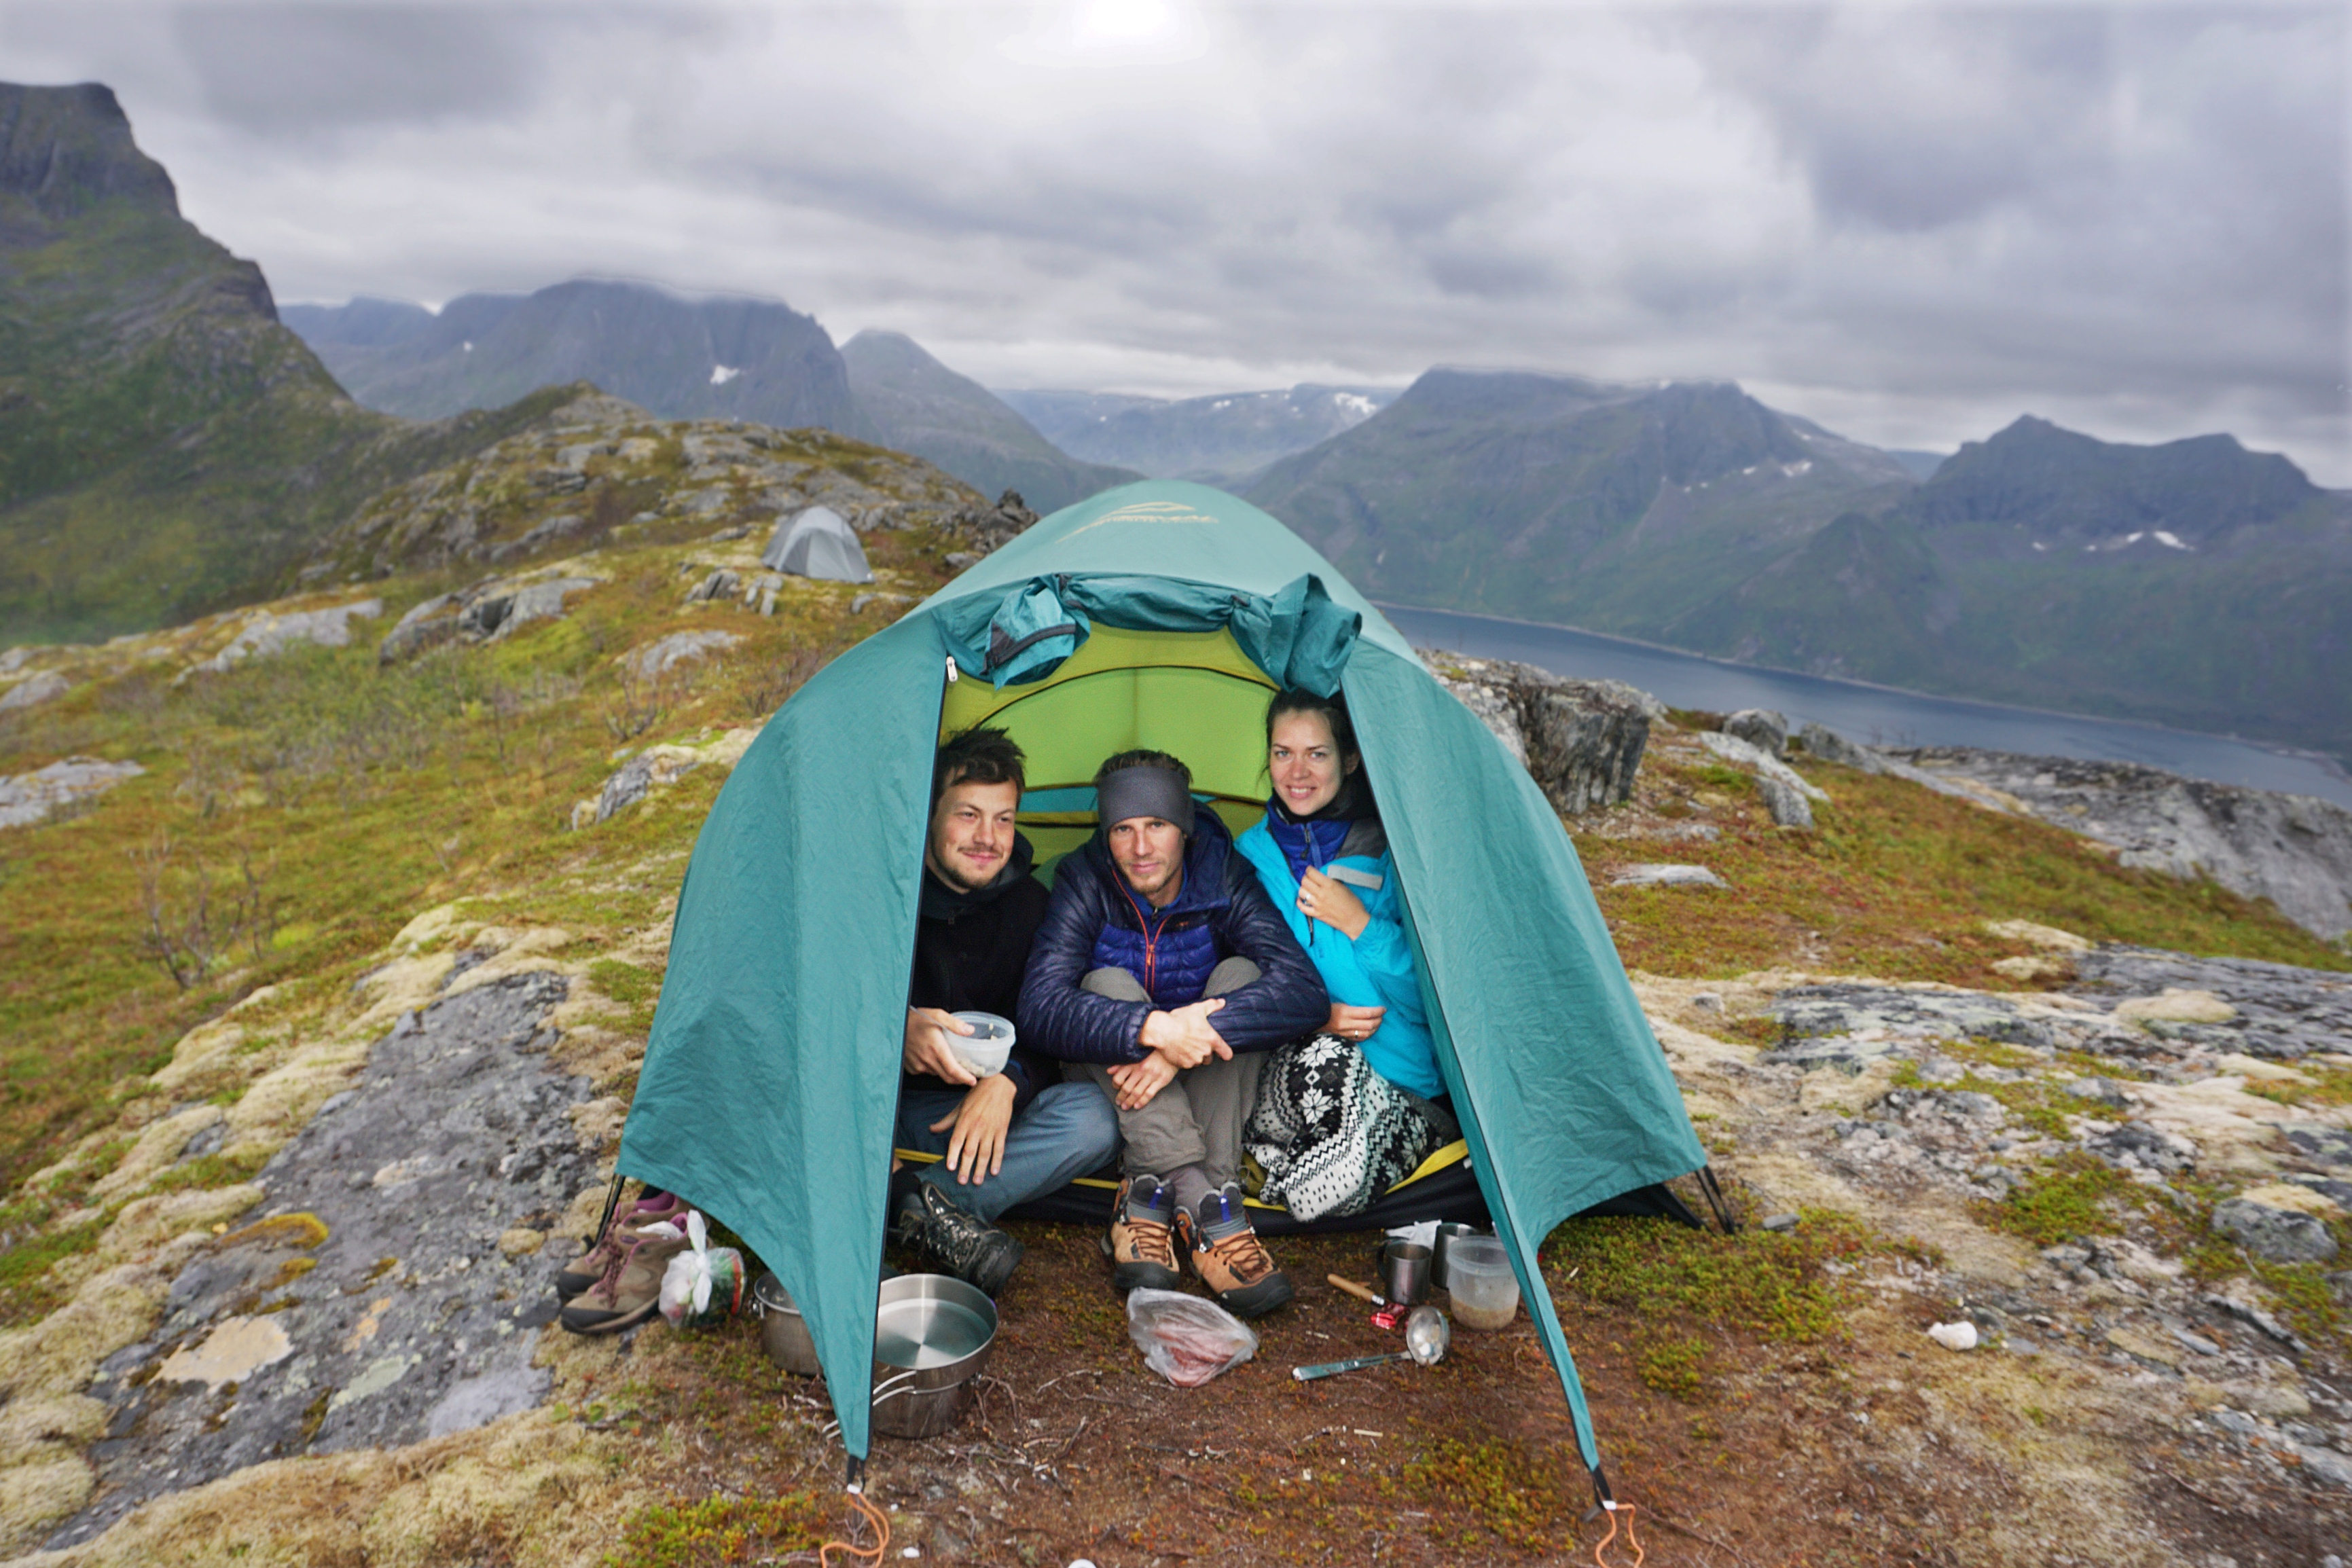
{"left": 1233, "top": 816, "right": 1443, "bottom": 1098}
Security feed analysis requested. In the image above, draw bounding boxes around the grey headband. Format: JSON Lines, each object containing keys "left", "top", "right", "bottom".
{"left": 1096, "top": 766, "right": 1195, "bottom": 836}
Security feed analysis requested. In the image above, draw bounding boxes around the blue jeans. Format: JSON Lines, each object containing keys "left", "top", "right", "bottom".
{"left": 894, "top": 1080, "right": 1120, "bottom": 1222}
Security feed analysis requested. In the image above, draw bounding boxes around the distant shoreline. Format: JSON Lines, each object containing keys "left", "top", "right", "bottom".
{"left": 1373, "top": 599, "right": 2352, "bottom": 787}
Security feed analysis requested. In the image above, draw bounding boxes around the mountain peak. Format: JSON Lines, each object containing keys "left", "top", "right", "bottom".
{"left": 0, "top": 81, "right": 179, "bottom": 227}
{"left": 1921, "top": 414, "right": 2319, "bottom": 543}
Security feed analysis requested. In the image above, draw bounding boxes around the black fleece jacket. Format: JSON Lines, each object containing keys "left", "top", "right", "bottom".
{"left": 905, "top": 833, "right": 1052, "bottom": 1114}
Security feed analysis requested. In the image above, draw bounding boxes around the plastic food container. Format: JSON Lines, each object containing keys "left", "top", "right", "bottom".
{"left": 947, "top": 1011, "right": 1015, "bottom": 1078}
{"left": 1443, "top": 1236, "right": 1521, "bottom": 1330}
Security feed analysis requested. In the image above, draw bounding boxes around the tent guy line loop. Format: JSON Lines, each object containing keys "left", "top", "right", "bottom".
{"left": 1593, "top": 1500, "right": 1644, "bottom": 1567}
{"left": 818, "top": 1484, "right": 890, "bottom": 1568}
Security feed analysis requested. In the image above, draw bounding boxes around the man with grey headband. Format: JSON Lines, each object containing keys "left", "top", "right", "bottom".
{"left": 1018, "top": 750, "right": 1326, "bottom": 1317}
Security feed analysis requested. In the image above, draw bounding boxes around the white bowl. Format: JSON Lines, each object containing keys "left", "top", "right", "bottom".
{"left": 948, "top": 1011, "right": 1015, "bottom": 1078}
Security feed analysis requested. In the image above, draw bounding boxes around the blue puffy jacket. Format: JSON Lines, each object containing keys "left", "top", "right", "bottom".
{"left": 1234, "top": 813, "right": 1443, "bottom": 1099}
{"left": 1017, "top": 809, "right": 1327, "bottom": 1067}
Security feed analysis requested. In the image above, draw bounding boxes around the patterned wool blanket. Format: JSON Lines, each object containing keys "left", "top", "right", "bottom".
{"left": 1244, "top": 1034, "right": 1444, "bottom": 1221}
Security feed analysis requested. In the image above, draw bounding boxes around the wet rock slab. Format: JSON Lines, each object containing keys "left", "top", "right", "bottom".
{"left": 1763, "top": 985, "right": 2059, "bottom": 1070}
{"left": 51, "top": 972, "right": 591, "bottom": 1548}
{"left": 2071, "top": 946, "right": 2352, "bottom": 1061}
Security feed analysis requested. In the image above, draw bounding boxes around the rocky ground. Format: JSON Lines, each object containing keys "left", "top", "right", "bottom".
{"left": 1885, "top": 748, "right": 2352, "bottom": 945}
{"left": 5, "top": 484, "right": 2352, "bottom": 1563}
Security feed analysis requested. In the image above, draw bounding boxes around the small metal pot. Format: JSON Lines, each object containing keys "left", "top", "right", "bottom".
{"left": 868, "top": 1273, "right": 998, "bottom": 1440}
{"left": 1431, "top": 1222, "right": 1479, "bottom": 1290}
{"left": 753, "top": 1272, "right": 820, "bottom": 1376}
{"left": 1376, "top": 1239, "right": 1432, "bottom": 1306}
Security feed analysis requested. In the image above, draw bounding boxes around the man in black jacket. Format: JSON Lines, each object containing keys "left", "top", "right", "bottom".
{"left": 1018, "top": 750, "right": 1325, "bottom": 1317}
{"left": 892, "top": 728, "right": 1120, "bottom": 1296}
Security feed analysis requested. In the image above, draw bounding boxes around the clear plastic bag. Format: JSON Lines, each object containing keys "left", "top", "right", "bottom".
{"left": 1126, "top": 1288, "right": 1259, "bottom": 1387}
{"left": 656, "top": 1211, "right": 746, "bottom": 1328}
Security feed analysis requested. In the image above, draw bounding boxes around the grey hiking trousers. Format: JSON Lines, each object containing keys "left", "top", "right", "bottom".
{"left": 1070, "top": 958, "right": 1265, "bottom": 1188}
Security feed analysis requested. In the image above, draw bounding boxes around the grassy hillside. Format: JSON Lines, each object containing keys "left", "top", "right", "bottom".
{"left": 1243, "top": 369, "right": 1914, "bottom": 627}
{"left": 0, "top": 84, "right": 596, "bottom": 645}
{"left": 4, "top": 464, "right": 2349, "bottom": 1560}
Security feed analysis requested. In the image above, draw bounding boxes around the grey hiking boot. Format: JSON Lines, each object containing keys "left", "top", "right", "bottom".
{"left": 558, "top": 1222, "right": 689, "bottom": 1334}
{"left": 1106, "top": 1174, "right": 1182, "bottom": 1293}
{"left": 555, "top": 1189, "right": 685, "bottom": 1302}
{"left": 1178, "top": 1182, "right": 1292, "bottom": 1319}
{"left": 892, "top": 1182, "right": 1024, "bottom": 1298}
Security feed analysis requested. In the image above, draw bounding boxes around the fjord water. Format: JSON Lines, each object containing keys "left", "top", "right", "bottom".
{"left": 1385, "top": 604, "right": 2352, "bottom": 812}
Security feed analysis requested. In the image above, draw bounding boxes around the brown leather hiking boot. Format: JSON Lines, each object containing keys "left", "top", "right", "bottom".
{"left": 1179, "top": 1183, "right": 1292, "bottom": 1319}
{"left": 1106, "top": 1174, "right": 1182, "bottom": 1292}
{"left": 556, "top": 1189, "right": 685, "bottom": 1301}
{"left": 558, "top": 1220, "right": 689, "bottom": 1334}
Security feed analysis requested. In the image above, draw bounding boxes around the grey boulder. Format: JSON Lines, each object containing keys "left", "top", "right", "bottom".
{"left": 1723, "top": 708, "right": 1789, "bottom": 757}
{"left": 2211, "top": 1197, "right": 2339, "bottom": 1264}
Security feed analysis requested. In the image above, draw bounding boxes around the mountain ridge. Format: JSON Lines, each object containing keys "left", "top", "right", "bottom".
{"left": 1242, "top": 368, "right": 2352, "bottom": 762}
{"left": 282, "top": 280, "right": 864, "bottom": 437}
{"left": 998, "top": 382, "right": 1400, "bottom": 484}
{"left": 839, "top": 329, "right": 1140, "bottom": 513}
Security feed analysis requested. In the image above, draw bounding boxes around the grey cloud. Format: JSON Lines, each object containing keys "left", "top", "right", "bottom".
{"left": 0, "top": 1, "right": 2342, "bottom": 480}
{"left": 168, "top": 3, "right": 550, "bottom": 132}
{"left": 1686, "top": 7, "right": 2125, "bottom": 233}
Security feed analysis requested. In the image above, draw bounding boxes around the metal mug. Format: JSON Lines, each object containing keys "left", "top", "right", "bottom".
{"left": 1377, "top": 1239, "right": 1432, "bottom": 1307}
{"left": 1431, "top": 1222, "right": 1479, "bottom": 1290}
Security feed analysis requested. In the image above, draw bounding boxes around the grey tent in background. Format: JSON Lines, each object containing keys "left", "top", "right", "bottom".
{"left": 763, "top": 507, "right": 873, "bottom": 583}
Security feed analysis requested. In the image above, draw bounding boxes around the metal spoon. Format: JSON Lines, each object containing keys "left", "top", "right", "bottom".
{"left": 1291, "top": 1306, "right": 1451, "bottom": 1381}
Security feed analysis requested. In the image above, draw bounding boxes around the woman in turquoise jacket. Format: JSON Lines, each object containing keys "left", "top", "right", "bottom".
{"left": 1235, "top": 687, "right": 1443, "bottom": 1094}
{"left": 1235, "top": 690, "right": 1451, "bottom": 1216}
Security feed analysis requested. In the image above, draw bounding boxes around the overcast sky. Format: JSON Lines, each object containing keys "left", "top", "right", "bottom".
{"left": 7, "top": 1, "right": 2346, "bottom": 479}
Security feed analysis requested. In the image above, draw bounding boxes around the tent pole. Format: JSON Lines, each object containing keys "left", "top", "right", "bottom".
{"left": 1696, "top": 1165, "right": 1739, "bottom": 1234}
{"left": 591, "top": 1169, "right": 626, "bottom": 1247}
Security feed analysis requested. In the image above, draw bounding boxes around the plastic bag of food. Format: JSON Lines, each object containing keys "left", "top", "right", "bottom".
{"left": 656, "top": 1211, "right": 746, "bottom": 1328}
{"left": 1126, "top": 1288, "right": 1259, "bottom": 1387}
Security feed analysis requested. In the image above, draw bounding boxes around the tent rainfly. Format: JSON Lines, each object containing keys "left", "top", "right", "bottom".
{"left": 619, "top": 481, "right": 1716, "bottom": 1506}
{"left": 763, "top": 505, "right": 873, "bottom": 583}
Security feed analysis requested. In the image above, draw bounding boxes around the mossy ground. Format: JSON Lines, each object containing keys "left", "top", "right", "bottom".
{"left": 1578, "top": 746, "right": 2348, "bottom": 984}
{"left": 5, "top": 492, "right": 2347, "bottom": 1563}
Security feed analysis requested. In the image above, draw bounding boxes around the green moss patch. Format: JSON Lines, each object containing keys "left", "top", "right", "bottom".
{"left": 1974, "top": 1153, "right": 2162, "bottom": 1247}
{"left": 1582, "top": 754, "right": 2348, "bottom": 983}
{"left": 1546, "top": 1208, "right": 1883, "bottom": 1347}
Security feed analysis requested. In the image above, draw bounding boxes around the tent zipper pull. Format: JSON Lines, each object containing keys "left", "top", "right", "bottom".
{"left": 944, "top": 656, "right": 958, "bottom": 684}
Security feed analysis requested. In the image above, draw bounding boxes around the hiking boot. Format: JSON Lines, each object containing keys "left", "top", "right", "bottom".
{"left": 1179, "top": 1183, "right": 1292, "bottom": 1319}
{"left": 555, "top": 1189, "right": 685, "bottom": 1302}
{"left": 558, "top": 1222, "right": 689, "bottom": 1335}
{"left": 892, "top": 1182, "right": 1024, "bottom": 1297}
{"left": 1106, "top": 1174, "right": 1182, "bottom": 1292}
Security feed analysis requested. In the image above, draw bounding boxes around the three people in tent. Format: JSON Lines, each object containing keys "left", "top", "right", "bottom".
{"left": 886, "top": 728, "right": 1120, "bottom": 1294}
{"left": 878, "top": 710, "right": 1458, "bottom": 1317}
{"left": 1017, "top": 750, "right": 1326, "bottom": 1318}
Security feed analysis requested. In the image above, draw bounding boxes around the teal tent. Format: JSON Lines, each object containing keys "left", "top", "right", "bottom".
{"left": 618, "top": 481, "right": 1710, "bottom": 1490}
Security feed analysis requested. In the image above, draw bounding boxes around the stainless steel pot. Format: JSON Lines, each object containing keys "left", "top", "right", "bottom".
{"left": 868, "top": 1273, "right": 997, "bottom": 1439}
{"left": 752, "top": 1271, "right": 820, "bottom": 1376}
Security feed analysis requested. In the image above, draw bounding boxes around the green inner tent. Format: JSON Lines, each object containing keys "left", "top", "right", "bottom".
{"left": 618, "top": 481, "right": 1709, "bottom": 1486}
